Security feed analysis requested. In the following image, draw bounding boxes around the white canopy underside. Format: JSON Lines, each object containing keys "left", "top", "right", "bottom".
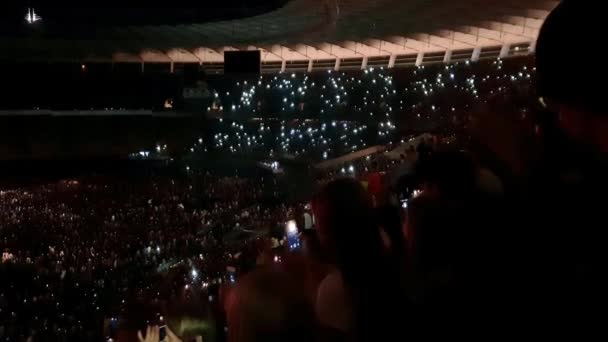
{"left": 1, "top": 0, "right": 558, "bottom": 71}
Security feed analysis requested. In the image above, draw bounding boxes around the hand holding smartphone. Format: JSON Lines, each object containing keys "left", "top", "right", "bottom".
{"left": 285, "top": 220, "right": 301, "bottom": 251}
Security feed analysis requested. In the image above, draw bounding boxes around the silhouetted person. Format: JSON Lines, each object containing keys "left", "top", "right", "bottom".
{"left": 405, "top": 151, "right": 509, "bottom": 323}
{"left": 226, "top": 267, "right": 316, "bottom": 342}
{"left": 375, "top": 204, "right": 406, "bottom": 267}
{"left": 312, "top": 178, "right": 407, "bottom": 341}
{"left": 513, "top": 0, "right": 608, "bottom": 330}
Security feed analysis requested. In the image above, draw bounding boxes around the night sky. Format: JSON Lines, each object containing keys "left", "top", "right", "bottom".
{"left": 0, "top": 1, "right": 289, "bottom": 32}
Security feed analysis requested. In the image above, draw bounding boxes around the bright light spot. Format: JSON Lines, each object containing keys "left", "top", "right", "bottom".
{"left": 286, "top": 221, "right": 298, "bottom": 235}
{"left": 25, "top": 8, "right": 41, "bottom": 24}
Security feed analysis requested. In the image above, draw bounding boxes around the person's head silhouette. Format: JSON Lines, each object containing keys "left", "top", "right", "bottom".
{"left": 537, "top": 1, "right": 608, "bottom": 152}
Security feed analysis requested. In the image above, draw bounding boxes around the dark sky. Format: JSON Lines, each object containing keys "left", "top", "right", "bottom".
{"left": 1, "top": 1, "right": 289, "bottom": 31}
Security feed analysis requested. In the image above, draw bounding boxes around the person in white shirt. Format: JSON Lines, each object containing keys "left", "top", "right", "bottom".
{"left": 303, "top": 211, "right": 313, "bottom": 230}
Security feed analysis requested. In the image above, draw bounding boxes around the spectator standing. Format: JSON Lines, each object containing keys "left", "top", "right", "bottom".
{"left": 312, "top": 179, "right": 407, "bottom": 341}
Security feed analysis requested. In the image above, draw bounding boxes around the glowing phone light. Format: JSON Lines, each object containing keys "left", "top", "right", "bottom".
{"left": 286, "top": 220, "right": 298, "bottom": 235}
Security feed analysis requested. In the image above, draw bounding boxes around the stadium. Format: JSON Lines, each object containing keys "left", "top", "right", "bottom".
{"left": 4, "top": 2, "right": 603, "bottom": 342}
{"left": 3, "top": 0, "right": 555, "bottom": 72}
{"left": 0, "top": 0, "right": 557, "bottom": 159}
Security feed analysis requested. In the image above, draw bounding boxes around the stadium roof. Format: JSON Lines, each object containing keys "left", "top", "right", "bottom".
{"left": 0, "top": 0, "right": 558, "bottom": 72}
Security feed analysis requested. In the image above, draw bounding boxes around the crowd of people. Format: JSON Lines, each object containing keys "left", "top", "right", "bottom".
{"left": 0, "top": 172, "right": 299, "bottom": 341}
{"left": 2, "top": 1, "right": 605, "bottom": 341}
{"left": 0, "top": 59, "right": 545, "bottom": 342}
{"left": 198, "top": 53, "right": 535, "bottom": 161}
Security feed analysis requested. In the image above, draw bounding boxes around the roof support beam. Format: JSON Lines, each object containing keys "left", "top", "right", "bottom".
{"left": 339, "top": 41, "right": 391, "bottom": 56}
{"left": 316, "top": 43, "right": 342, "bottom": 57}
{"left": 388, "top": 36, "right": 421, "bottom": 52}
{"left": 246, "top": 45, "right": 283, "bottom": 62}
{"left": 362, "top": 39, "right": 395, "bottom": 54}
{"left": 472, "top": 47, "right": 481, "bottom": 62}
{"left": 444, "top": 50, "right": 452, "bottom": 63}
{"left": 415, "top": 52, "right": 423, "bottom": 66}
{"left": 499, "top": 44, "right": 511, "bottom": 58}
{"left": 478, "top": 20, "right": 537, "bottom": 40}
{"left": 166, "top": 49, "right": 201, "bottom": 63}
{"left": 388, "top": 54, "right": 396, "bottom": 68}
{"left": 269, "top": 45, "right": 308, "bottom": 61}
{"left": 294, "top": 44, "right": 334, "bottom": 60}
{"left": 436, "top": 29, "right": 497, "bottom": 47}
{"left": 503, "top": 15, "right": 544, "bottom": 30}
{"left": 457, "top": 26, "right": 505, "bottom": 43}
{"left": 337, "top": 42, "right": 358, "bottom": 54}
{"left": 412, "top": 33, "right": 451, "bottom": 50}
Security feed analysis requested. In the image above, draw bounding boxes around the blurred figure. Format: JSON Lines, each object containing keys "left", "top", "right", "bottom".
{"left": 375, "top": 204, "right": 406, "bottom": 266}
{"left": 529, "top": 0, "right": 608, "bottom": 321}
{"left": 413, "top": 150, "right": 477, "bottom": 199}
{"left": 366, "top": 161, "right": 384, "bottom": 206}
{"left": 405, "top": 150, "right": 508, "bottom": 326}
{"left": 537, "top": 2, "right": 606, "bottom": 151}
{"left": 303, "top": 205, "right": 314, "bottom": 230}
{"left": 226, "top": 267, "right": 316, "bottom": 342}
{"left": 464, "top": 0, "right": 608, "bottom": 331}
{"left": 406, "top": 151, "right": 476, "bottom": 292}
{"left": 312, "top": 178, "right": 406, "bottom": 341}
